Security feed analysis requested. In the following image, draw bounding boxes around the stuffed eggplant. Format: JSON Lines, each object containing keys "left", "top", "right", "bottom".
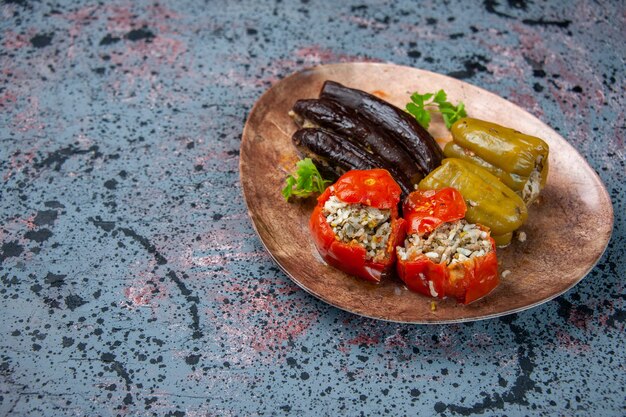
{"left": 290, "top": 98, "right": 423, "bottom": 184}
{"left": 320, "top": 80, "right": 443, "bottom": 177}
{"left": 292, "top": 128, "right": 414, "bottom": 196}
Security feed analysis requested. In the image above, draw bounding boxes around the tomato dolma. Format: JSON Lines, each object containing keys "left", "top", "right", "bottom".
{"left": 396, "top": 188, "right": 499, "bottom": 304}
{"left": 419, "top": 158, "right": 528, "bottom": 246}
{"left": 310, "top": 169, "right": 406, "bottom": 283}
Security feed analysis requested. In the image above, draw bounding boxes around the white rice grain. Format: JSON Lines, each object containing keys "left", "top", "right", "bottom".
{"left": 323, "top": 196, "right": 392, "bottom": 261}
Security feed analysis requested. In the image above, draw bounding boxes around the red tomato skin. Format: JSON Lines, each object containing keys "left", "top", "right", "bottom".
{"left": 396, "top": 256, "right": 448, "bottom": 298}
{"left": 403, "top": 188, "right": 467, "bottom": 235}
{"left": 332, "top": 169, "right": 402, "bottom": 210}
{"left": 397, "top": 188, "right": 499, "bottom": 304}
{"left": 460, "top": 243, "right": 499, "bottom": 304}
{"left": 396, "top": 244, "right": 498, "bottom": 304}
{"left": 309, "top": 170, "right": 404, "bottom": 283}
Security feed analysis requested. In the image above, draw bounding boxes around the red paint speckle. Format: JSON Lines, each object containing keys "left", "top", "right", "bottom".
{"left": 2, "top": 30, "right": 30, "bottom": 50}
{"left": 569, "top": 309, "right": 592, "bottom": 330}
{"left": 346, "top": 333, "right": 381, "bottom": 347}
{"left": 122, "top": 264, "right": 168, "bottom": 309}
{"left": 556, "top": 330, "right": 591, "bottom": 353}
{"left": 294, "top": 45, "right": 382, "bottom": 65}
{"left": 216, "top": 279, "right": 318, "bottom": 358}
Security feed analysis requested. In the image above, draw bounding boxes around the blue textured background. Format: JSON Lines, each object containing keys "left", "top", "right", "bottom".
{"left": 1, "top": 0, "right": 624, "bottom": 416}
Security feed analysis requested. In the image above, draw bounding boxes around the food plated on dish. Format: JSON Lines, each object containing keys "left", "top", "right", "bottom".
{"left": 240, "top": 63, "right": 613, "bottom": 323}
{"left": 284, "top": 80, "right": 549, "bottom": 304}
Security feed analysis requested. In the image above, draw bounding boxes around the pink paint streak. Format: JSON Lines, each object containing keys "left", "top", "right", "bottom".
{"left": 12, "top": 97, "right": 45, "bottom": 133}
{"left": 569, "top": 309, "right": 592, "bottom": 330}
{"left": 507, "top": 91, "right": 545, "bottom": 118}
{"left": 105, "top": 5, "right": 136, "bottom": 33}
{"left": 58, "top": 5, "right": 98, "bottom": 60}
{"left": 3, "top": 149, "right": 36, "bottom": 181}
{"left": 192, "top": 251, "right": 267, "bottom": 267}
{"left": 384, "top": 332, "right": 409, "bottom": 349}
{"left": 0, "top": 91, "right": 18, "bottom": 107}
{"left": 346, "top": 333, "right": 381, "bottom": 347}
{"left": 556, "top": 330, "right": 591, "bottom": 354}
{"left": 2, "top": 30, "right": 30, "bottom": 50}
{"left": 54, "top": 3, "right": 190, "bottom": 101}
{"left": 123, "top": 261, "right": 168, "bottom": 309}
{"left": 294, "top": 45, "right": 382, "bottom": 65}
{"left": 342, "top": 15, "right": 388, "bottom": 31}
{"left": 397, "top": 23, "right": 448, "bottom": 40}
{"left": 124, "top": 284, "right": 155, "bottom": 307}
{"left": 217, "top": 280, "right": 318, "bottom": 357}
{"left": 215, "top": 46, "right": 382, "bottom": 88}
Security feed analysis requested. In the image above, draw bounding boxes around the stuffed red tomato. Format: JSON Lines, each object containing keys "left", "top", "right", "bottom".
{"left": 310, "top": 169, "right": 406, "bottom": 283}
{"left": 396, "top": 188, "right": 499, "bottom": 304}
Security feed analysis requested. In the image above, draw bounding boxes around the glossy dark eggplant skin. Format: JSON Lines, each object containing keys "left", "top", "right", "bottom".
{"left": 320, "top": 80, "right": 443, "bottom": 176}
{"left": 292, "top": 99, "right": 370, "bottom": 139}
{"left": 292, "top": 128, "right": 413, "bottom": 196}
{"left": 291, "top": 98, "right": 423, "bottom": 184}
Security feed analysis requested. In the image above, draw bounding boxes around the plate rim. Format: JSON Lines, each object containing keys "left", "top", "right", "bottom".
{"left": 239, "top": 62, "right": 615, "bottom": 324}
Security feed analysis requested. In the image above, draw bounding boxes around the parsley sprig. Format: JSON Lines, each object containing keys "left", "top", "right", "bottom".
{"left": 406, "top": 90, "right": 467, "bottom": 129}
{"left": 281, "top": 158, "right": 330, "bottom": 201}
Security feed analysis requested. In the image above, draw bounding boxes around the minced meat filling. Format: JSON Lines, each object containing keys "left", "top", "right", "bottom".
{"left": 397, "top": 220, "right": 492, "bottom": 265}
{"left": 323, "top": 195, "right": 392, "bottom": 261}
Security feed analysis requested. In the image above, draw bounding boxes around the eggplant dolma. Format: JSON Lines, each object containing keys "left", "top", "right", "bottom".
{"left": 320, "top": 81, "right": 443, "bottom": 177}
{"left": 290, "top": 98, "right": 423, "bottom": 184}
{"left": 292, "top": 128, "right": 414, "bottom": 196}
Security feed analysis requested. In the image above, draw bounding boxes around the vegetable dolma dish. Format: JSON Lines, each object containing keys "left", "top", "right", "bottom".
{"left": 240, "top": 63, "right": 613, "bottom": 322}
{"left": 286, "top": 80, "right": 511, "bottom": 303}
{"left": 285, "top": 80, "right": 540, "bottom": 303}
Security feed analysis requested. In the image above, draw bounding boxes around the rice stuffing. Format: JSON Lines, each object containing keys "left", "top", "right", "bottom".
{"left": 323, "top": 195, "right": 392, "bottom": 261}
{"left": 397, "top": 220, "right": 492, "bottom": 265}
{"left": 522, "top": 155, "right": 544, "bottom": 203}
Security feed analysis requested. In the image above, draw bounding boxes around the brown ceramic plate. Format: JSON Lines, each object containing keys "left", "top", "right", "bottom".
{"left": 239, "top": 63, "right": 613, "bottom": 323}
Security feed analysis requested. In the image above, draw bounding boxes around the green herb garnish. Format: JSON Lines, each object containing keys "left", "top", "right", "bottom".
{"left": 406, "top": 89, "right": 467, "bottom": 129}
{"left": 281, "top": 158, "right": 330, "bottom": 201}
